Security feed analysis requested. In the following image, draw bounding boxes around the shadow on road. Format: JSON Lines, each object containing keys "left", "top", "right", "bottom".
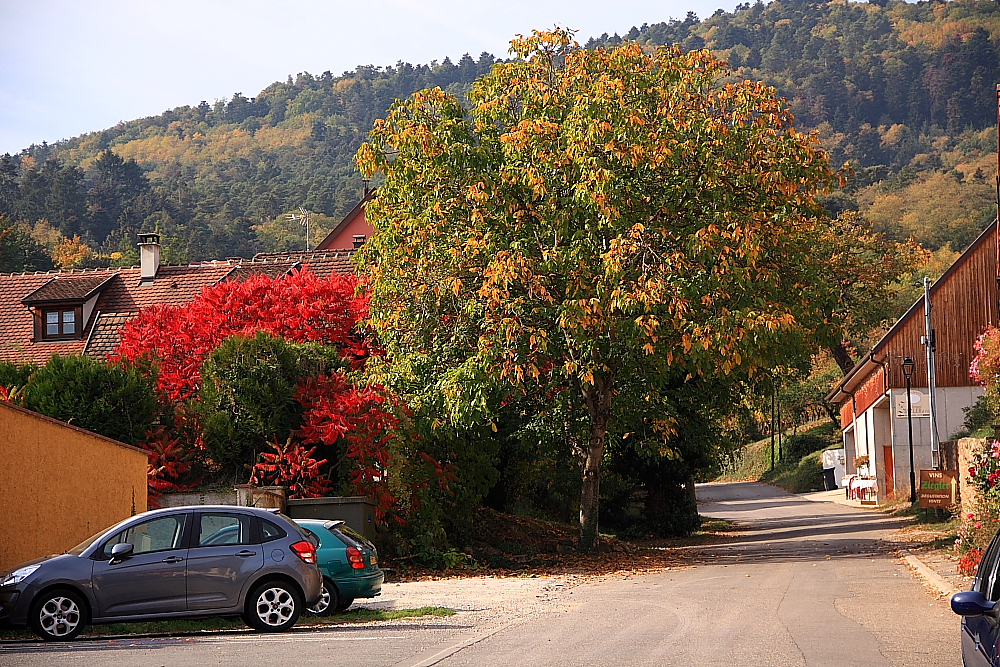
{"left": 683, "top": 481, "right": 909, "bottom": 564}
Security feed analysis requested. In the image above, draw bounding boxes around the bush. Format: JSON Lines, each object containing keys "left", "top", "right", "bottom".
{"left": 762, "top": 449, "right": 825, "bottom": 493}
{"left": 642, "top": 488, "right": 702, "bottom": 537}
{"left": 781, "top": 433, "right": 831, "bottom": 462}
{"left": 22, "top": 354, "right": 156, "bottom": 445}
{"left": 954, "top": 395, "right": 995, "bottom": 439}
{"left": 198, "top": 332, "right": 306, "bottom": 470}
{"left": 0, "top": 361, "right": 36, "bottom": 389}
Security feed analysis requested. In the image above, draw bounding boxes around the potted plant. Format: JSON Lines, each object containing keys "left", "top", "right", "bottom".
{"left": 853, "top": 455, "right": 870, "bottom": 473}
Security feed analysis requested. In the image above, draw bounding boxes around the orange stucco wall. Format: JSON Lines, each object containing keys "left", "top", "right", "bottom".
{"left": 0, "top": 401, "right": 148, "bottom": 570}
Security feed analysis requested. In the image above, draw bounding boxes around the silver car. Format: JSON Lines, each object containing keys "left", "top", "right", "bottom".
{"left": 0, "top": 506, "right": 323, "bottom": 640}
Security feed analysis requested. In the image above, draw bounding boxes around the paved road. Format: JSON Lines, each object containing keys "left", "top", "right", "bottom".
{"left": 1, "top": 482, "right": 961, "bottom": 666}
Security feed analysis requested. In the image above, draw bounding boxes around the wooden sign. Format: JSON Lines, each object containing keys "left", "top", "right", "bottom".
{"left": 918, "top": 470, "right": 958, "bottom": 508}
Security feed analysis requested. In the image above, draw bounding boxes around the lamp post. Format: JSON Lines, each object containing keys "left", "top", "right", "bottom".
{"left": 902, "top": 356, "right": 916, "bottom": 504}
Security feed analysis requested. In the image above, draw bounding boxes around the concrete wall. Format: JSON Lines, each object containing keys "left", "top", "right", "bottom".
{"left": 846, "top": 386, "right": 981, "bottom": 501}
{"left": 158, "top": 490, "right": 238, "bottom": 508}
{"left": 888, "top": 386, "right": 981, "bottom": 500}
{"left": 0, "top": 401, "right": 148, "bottom": 570}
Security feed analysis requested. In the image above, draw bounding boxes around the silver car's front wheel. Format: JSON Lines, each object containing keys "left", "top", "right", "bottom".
{"left": 244, "top": 581, "right": 301, "bottom": 632}
{"left": 30, "top": 590, "right": 86, "bottom": 641}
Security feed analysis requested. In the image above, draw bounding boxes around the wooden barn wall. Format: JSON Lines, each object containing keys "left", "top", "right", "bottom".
{"left": 853, "top": 366, "right": 888, "bottom": 417}
{"left": 880, "top": 224, "right": 998, "bottom": 390}
{"left": 841, "top": 402, "right": 853, "bottom": 430}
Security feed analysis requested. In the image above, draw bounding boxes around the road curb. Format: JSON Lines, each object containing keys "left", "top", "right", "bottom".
{"left": 901, "top": 550, "right": 960, "bottom": 599}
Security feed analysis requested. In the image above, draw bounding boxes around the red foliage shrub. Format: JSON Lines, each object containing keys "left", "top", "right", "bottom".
{"left": 114, "top": 268, "right": 369, "bottom": 402}
{"left": 0, "top": 386, "right": 23, "bottom": 404}
{"left": 114, "top": 265, "right": 422, "bottom": 520}
{"left": 296, "top": 375, "right": 398, "bottom": 516}
{"left": 249, "top": 438, "right": 333, "bottom": 499}
{"left": 141, "top": 426, "right": 200, "bottom": 508}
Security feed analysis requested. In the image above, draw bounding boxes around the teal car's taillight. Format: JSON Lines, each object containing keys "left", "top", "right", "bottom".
{"left": 346, "top": 546, "right": 365, "bottom": 569}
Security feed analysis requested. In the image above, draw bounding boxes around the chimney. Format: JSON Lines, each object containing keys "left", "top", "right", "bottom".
{"left": 352, "top": 235, "right": 367, "bottom": 250}
{"left": 138, "top": 232, "right": 161, "bottom": 280}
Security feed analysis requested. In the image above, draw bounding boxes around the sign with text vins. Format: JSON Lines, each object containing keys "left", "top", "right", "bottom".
{"left": 918, "top": 470, "right": 959, "bottom": 509}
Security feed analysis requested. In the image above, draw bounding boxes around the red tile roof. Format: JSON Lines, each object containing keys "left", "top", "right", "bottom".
{"left": 21, "top": 273, "right": 117, "bottom": 304}
{"left": 83, "top": 312, "right": 137, "bottom": 360}
{"left": 96, "top": 263, "right": 237, "bottom": 313}
{"left": 249, "top": 251, "right": 357, "bottom": 278}
{"left": 0, "top": 271, "right": 95, "bottom": 363}
{"left": 0, "top": 251, "right": 359, "bottom": 365}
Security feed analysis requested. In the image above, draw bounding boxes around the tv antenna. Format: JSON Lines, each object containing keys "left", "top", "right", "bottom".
{"left": 287, "top": 208, "right": 312, "bottom": 251}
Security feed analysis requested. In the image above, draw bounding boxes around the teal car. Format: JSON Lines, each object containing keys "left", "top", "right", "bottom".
{"left": 294, "top": 520, "right": 383, "bottom": 615}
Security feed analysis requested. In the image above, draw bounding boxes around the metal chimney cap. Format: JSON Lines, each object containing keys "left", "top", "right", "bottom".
{"left": 137, "top": 232, "right": 161, "bottom": 245}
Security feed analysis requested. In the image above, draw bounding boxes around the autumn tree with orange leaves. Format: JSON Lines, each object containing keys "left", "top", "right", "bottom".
{"left": 357, "top": 29, "right": 885, "bottom": 551}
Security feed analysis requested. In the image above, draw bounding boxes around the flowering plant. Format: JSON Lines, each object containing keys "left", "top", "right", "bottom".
{"left": 956, "top": 439, "right": 1000, "bottom": 560}
{"left": 968, "top": 440, "right": 1000, "bottom": 495}
{"left": 958, "top": 548, "right": 984, "bottom": 577}
{"left": 853, "top": 455, "right": 869, "bottom": 469}
{"left": 972, "top": 327, "right": 1000, "bottom": 392}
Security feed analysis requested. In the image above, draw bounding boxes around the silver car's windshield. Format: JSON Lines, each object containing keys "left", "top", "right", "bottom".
{"left": 64, "top": 514, "right": 137, "bottom": 555}
{"left": 65, "top": 529, "right": 110, "bottom": 555}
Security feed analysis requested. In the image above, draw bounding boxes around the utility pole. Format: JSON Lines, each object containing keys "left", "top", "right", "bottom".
{"left": 776, "top": 376, "right": 783, "bottom": 462}
{"left": 922, "top": 277, "right": 939, "bottom": 468}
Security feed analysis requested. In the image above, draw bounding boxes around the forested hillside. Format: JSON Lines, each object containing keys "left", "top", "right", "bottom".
{"left": 2, "top": 0, "right": 999, "bottom": 267}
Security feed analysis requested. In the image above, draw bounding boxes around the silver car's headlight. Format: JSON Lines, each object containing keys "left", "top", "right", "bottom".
{"left": 1, "top": 564, "right": 40, "bottom": 587}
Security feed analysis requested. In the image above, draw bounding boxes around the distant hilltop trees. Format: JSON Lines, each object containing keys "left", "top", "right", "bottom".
{"left": 2, "top": 0, "right": 999, "bottom": 271}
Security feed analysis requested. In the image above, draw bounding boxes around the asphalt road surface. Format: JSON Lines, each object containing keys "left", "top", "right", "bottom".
{"left": 1, "top": 482, "right": 961, "bottom": 666}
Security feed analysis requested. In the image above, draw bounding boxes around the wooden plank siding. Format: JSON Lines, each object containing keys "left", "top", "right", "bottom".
{"left": 832, "top": 220, "right": 999, "bottom": 418}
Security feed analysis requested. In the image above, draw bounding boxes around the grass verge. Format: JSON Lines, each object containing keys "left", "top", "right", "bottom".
{"left": 0, "top": 606, "right": 455, "bottom": 642}
{"left": 760, "top": 449, "right": 825, "bottom": 494}
{"left": 717, "top": 421, "right": 841, "bottom": 494}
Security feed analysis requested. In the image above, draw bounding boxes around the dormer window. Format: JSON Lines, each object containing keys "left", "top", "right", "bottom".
{"left": 22, "top": 274, "right": 117, "bottom": 343}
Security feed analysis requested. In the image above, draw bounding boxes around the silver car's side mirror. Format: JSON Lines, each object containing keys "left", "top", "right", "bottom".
{"left": 109, "top": 542, "right": 134, "bottom": 564}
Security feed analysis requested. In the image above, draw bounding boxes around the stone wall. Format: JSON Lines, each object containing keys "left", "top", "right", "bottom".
{"left": 958, "top": 437, "right": 985, "bottom": 518}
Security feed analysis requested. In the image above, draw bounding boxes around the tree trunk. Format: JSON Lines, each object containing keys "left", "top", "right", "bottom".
{"left": 830, "top": 342, "right": 855, "bottom": 375}
{"left": 579, "top": 376, "right": 613, "bottom": 553}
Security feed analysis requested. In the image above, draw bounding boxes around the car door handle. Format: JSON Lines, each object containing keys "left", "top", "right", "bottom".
{"left": 236, "top": 550, "right": 257, "bottom": 557}
{"left": 162, "top": 556, "right": 184, "bottom": 563}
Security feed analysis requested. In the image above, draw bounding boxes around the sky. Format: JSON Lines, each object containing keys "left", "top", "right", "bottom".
{"left": 0, "top": 0, "right": 741, "bottom": 155}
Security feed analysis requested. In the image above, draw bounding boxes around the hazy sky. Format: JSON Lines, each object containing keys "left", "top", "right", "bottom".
{"left": 0, "top": 0, "right": 739, "bottom": 155}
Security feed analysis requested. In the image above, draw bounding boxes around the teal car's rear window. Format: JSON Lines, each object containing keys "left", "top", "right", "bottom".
{"left": 334, "top": 525, "right": 374, "bottom": 550}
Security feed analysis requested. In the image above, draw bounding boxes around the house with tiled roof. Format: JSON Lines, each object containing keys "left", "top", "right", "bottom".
{"left": 0, "top": 233, "right": 357, "bottom": 364}
{"left": 316, "top": 188, "right": 375, "bottom": 251}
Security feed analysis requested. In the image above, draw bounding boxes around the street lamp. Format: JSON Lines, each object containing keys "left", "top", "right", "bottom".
{"left": 902, "top": 356, "right": 916, "bottom": 504}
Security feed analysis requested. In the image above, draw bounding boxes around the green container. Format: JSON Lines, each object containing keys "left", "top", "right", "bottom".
{"left": 285, "top": 496, "right": 376, "bottom": 541}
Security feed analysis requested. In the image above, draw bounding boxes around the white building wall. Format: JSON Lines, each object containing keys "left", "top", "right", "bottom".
{"left": 887, "top": 385, "right": 982, "bottom": 499}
